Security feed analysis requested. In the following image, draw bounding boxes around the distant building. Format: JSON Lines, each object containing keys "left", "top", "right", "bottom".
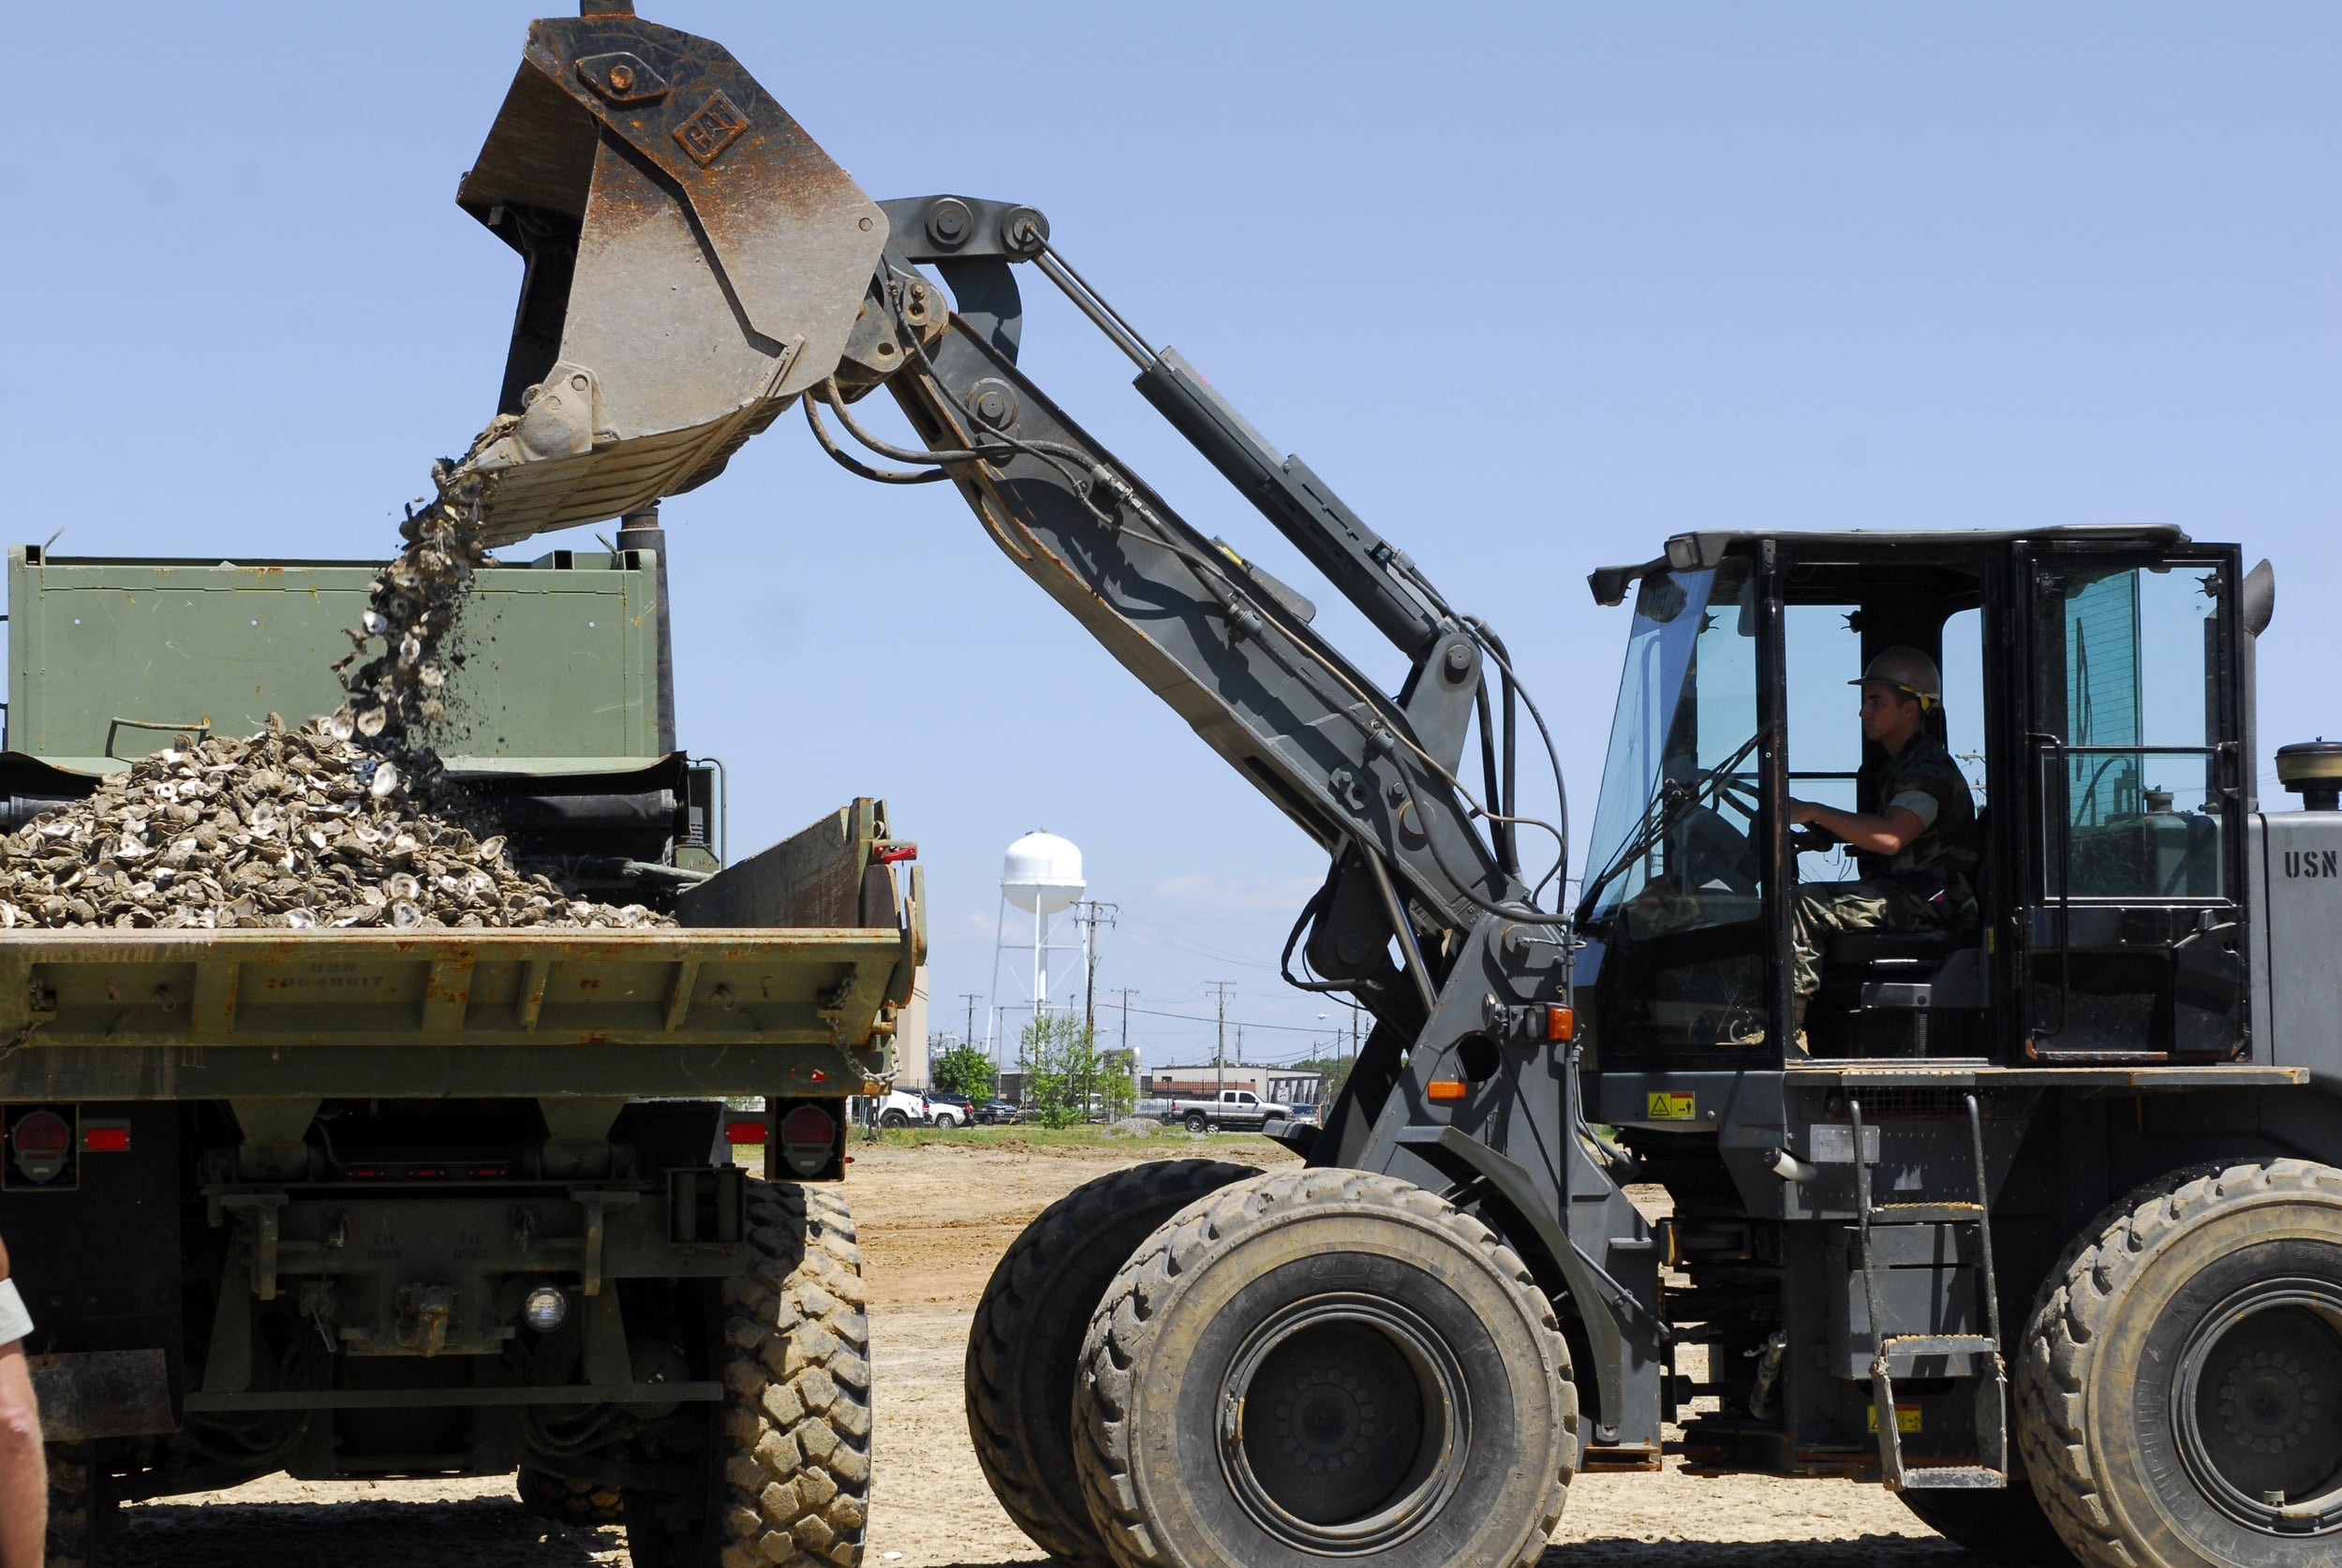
{"left": 893, "top": 969, "right": 929, "bottom": 1088}
{"left": 1147, "top": 1064, "right": 1325, "bottom": 1106}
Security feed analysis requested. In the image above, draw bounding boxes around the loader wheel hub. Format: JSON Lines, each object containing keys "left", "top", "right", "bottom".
{"left": 1221, "top": 1294, "right": 1469, "bottom": 1550}
{"left": 2179, "top": 1280, "right": 2342, "bottom": 1527}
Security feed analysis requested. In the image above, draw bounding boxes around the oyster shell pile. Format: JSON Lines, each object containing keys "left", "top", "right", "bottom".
{"left": 0, "top": 716, "right": 670, "bottom": 932}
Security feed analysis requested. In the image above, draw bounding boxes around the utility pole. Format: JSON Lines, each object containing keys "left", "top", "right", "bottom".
{"left": 1074, "top": 901, "right": 1117, "bottom": 1120}
{"left": 1206, "top": 980, "right": 1237, "bottom": 1105}
{"left": 1110, "top": 987, "right": 1139, "bottom": 1113}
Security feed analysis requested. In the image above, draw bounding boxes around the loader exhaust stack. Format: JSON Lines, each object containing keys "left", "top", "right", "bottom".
{"left": 452, "top": 6, "right": 883, "bottom": 545}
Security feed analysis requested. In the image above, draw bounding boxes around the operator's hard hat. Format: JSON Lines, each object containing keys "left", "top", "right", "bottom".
{"left": 1851, "top": 646, "right": 1942, "bottom": 708}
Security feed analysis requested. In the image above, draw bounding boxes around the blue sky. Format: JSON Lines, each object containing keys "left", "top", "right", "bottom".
{"left": 6, "top": 3, "right": 2335, "bottom": 1068}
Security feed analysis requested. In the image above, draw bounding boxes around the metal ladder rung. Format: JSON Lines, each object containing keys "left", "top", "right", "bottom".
{"left": 1870, "top": 1202, "right": 1984, "bottom": 1223}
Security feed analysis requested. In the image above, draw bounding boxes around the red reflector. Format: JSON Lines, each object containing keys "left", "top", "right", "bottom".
{"left": 724, "top": 1119, "right": 768, "bottom": 1145}
{"left": 82, "top": 1126, "right": 130, "bottom": 1153}
{"left": 1547, "top": 1005, "right": 1576, "bottom": 1043}
{"left": 12, "top": 1111, "right": 70, "bottom": 1152}
{"left": 413, "top": 1168, "right": 443, "bottom": 1178}
{"left": 1426, "top": 1080, "right": 1469, "bottom": 1102}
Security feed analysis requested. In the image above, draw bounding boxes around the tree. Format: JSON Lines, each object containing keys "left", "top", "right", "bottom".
{"left": 1289, "top": 1053, "right": 1355, "bottom": 1102}
{"left": 1019, "top": 1012, "right": 1103, "bottom": 1128}
{"left": 931, "top": 1042, "right": 996, "bottom": 1098}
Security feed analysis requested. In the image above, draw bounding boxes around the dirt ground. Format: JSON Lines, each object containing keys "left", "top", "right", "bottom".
{"left": 102, "top": 1134, "right": 1983, "bottom": 1567}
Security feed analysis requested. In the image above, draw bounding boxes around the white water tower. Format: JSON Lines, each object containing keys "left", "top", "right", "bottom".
{"left": 990, "top": 831, "right": 1087, "bottom": 1065}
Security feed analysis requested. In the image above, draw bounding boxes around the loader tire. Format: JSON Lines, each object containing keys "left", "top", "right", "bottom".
{"left": 1074, "top": 1168, "right": 1576, "bottom": 1568}
{"left": 2014, "top": 1159, "right": 2342, "bottom": 1568}
{"left": 519, "top": 1466, "right": 625, "bottom": 1529}
{"left": 966, "top": 1158, "right": 1259, "bottom": 1567}
{"left": 625, "top": 1180, "right": 871, "bottom": 1568}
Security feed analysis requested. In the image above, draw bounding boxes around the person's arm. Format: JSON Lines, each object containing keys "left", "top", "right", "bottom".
{"left": 0, "top": 1233, "right": 47, "bottom": 1568}
{"left": 1785, "top": 798, "right": 1929, "bottom": 857}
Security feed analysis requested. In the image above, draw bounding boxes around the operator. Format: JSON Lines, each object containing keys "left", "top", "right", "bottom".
{"left": 0, "top": 1229, "right": 45, "bottom": 1568}
{"left": 1781, "top": 647, "right": 1979, "bottom": 1043}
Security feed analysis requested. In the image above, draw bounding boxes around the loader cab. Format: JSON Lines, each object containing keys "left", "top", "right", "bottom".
{"left": 1575, "top": 525, "right": 2252, "bottom": 1069}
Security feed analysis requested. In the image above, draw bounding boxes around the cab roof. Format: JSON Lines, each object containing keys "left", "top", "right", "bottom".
{"left": 1587, "top": 524, "right": 2192, "bottom": 606}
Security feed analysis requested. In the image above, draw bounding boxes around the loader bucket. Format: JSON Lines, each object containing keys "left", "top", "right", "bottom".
{"left": 452, "top": 5, "right": 884, "bottom": 546}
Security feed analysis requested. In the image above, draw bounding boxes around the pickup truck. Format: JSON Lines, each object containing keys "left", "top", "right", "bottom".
{"left": 1146, "top": 1088, "right": 1294, "bottom": 1133}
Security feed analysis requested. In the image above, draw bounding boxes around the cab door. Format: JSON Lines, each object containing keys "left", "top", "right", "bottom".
{"left": 2014, "top": 547, "right": 2248, "bottom": 1059}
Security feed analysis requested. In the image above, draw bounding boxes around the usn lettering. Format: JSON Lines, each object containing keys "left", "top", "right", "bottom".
{"left": 2284, "top": 849, "right": 2341, "bottom": 878}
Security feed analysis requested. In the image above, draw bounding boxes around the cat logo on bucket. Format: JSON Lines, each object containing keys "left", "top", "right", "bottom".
{"left": 1645, "top": 1091, "right": 1697, "bottom": 1121}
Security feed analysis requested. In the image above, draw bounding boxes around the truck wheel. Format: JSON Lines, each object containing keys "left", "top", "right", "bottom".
{"left": 1183, "top": 1111, "right": 1209, "bottom": 1134}
{"left": 519, "top": 1466, "right": 625, "bottom": 1529}
{"left": 1075, "top": 1168, "right": 1576, "bottom": 1568}
{"left": 967, "top": 1159, "right": 1259, "bottom": 1567}
{"left": 2015, "top": 1159, "right": 2342, "bottom": 1568}
{"left": 626, "top": 1181, "right": 871, "bottom": 1568}
{"left": 43, "top": 1442, "right": 106, "bottom": 1568}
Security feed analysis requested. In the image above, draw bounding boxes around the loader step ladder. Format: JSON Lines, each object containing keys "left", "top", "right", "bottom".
{"left": 1848, "top": 1093, "right": 2008, "bottom": 1492}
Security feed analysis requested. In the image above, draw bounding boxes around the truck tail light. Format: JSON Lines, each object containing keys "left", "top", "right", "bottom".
{"left": 10, "top": 1108, "right": 73, "bottom": 1185}
{"left": 780, "top": 1104, "right": 837, "bottom": 1178}
{"left": 724, "top": 1118, "right": 768, "bottom": 1146}
{"left": 1547, "top": 1006, "right": 1576, "bottom": 1042}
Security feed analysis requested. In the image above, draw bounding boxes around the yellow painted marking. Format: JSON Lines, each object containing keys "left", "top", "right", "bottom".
{"left": 1645, "top": 1091, "right": 1697, "bottom": 1121}
{"left": 1867, "top": 1405, "right": 1923, "bottom": 1434}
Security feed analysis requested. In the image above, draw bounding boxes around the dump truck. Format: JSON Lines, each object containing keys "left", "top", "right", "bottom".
{"left": 0, "top": 544, "right": 922, "bottom": 1565}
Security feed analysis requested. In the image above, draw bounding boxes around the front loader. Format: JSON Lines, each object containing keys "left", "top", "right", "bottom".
{"left": 311, "top": 6, "right": 2342, "bottom": 1564}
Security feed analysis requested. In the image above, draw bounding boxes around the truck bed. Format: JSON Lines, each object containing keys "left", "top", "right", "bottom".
{"left": 0, "top": 924, "right": 912, "bottom": 1101}
{"left": 0, "top": 796, "right": 925, "bottom": 1102}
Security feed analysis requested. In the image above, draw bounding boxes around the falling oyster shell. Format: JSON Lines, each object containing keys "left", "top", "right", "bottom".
{"left": 360, "top": 609, "right": 389, "bottom": 636}
{"left": 355, "top": 706, "right": 388, "bottom": 738}
{"left": 369, "top": 762, "right": 399, "bottom": 800}
{"left": 476, "top": 836, "right": 505, "bottom": 863}
{"left": 418, "top": 662, "right": 446, "bottom": 688}
{"left": 326, "top": 710, "right": 356, "bottom": 742}
{"left": 398, "top": 634, "right": 423, "bottom": 666}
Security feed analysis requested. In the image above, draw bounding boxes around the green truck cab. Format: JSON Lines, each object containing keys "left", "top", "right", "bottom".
{"left": 0, "top": 546, "right": 913, "bottom": 1563}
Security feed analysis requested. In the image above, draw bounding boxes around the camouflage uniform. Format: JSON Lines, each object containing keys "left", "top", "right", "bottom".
{"left": 1790, "top": 729, "right": 1979, "bottom": 999}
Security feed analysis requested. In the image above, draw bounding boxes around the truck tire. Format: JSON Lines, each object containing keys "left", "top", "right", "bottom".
{"left": 519, "top": 1466, "right": 625, "bottom": 1529}
{"left": 1074, "top": 1168, "right": 1576, "bottom": 1568}
{"left": 44, "top": 1442, "right": 99, "bottom": 1568}
{"left": 880, "top": 1109, "right": 909, "bottom": 1129}
{"left": 626, "top": 1180, "right": 871, "bottom": 1568}
{"left": 967, "top": 1158, "right": 1259, "bottom": 1567}
{"left": 1183, "top": 1110, "right": 1209, "bottom": 1134}
{"left": 2015, "top": 1159, "right": 2342, "bottom": 1568}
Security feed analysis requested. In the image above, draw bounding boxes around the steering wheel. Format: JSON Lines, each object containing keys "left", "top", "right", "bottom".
{"left": 1668, "top": 802, "right": 1759, "bottom": 896}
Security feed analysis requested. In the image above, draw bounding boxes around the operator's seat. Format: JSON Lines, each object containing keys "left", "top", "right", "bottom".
{"left": 1813, "top": 926, "right": 1984, "bottom": 1058}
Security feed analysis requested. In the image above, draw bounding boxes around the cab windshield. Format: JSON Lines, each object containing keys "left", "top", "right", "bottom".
{"left": 1580, "top": 561, "right": 1762, "bottom": 924}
